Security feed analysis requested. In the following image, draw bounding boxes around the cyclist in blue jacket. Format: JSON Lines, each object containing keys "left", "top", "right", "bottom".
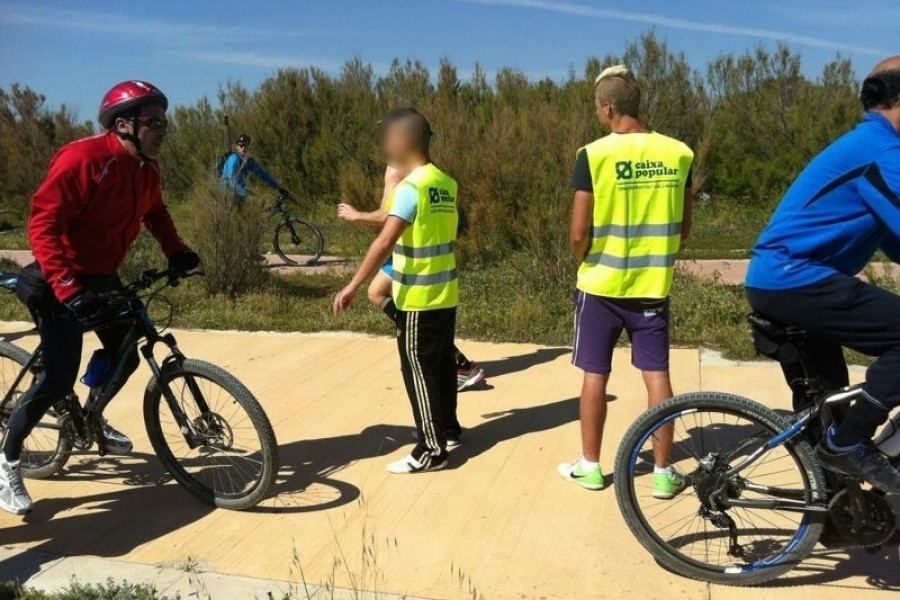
{"left": 746, "top": 56, "right": 900, "bottom": 492}
{"left": 220, "top": 134, "right": 288, "bottom": 199}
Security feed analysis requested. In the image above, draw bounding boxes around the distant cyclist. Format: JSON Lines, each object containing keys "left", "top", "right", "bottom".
{"left": 220, "top": 133, "right": 289, "bottom": 200}
{"left": 747, "top": 56, "right": 900, "bottom": 493}
{"left": 338, "top": 167, "right": 486, "bottom": 392}
{"left": 0, "top": 81, "right": 200, "bottom": 515}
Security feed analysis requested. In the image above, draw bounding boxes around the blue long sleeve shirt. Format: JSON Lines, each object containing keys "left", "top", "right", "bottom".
{"left": 746, "top": 113, "right": 900, "bottom": 290}
{"left": 220, "top": 153, "right": 280, "bottom": 197}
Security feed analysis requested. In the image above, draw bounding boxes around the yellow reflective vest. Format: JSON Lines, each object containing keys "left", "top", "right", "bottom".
{"left": 387, "top": 164, "right": 459, "bottom": 311}
{"left": 577, "top": 132, "right": 694, "bottom": 299}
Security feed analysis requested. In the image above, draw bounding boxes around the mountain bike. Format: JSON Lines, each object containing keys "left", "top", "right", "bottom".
{"left": 614, "top": 313, "right": 897, "bottom": 586}
{"left": 0, "top": 268, "right": 278, "bottom": 511}
{"left": 271, "top": 194, "right": 325, "bottom": 266}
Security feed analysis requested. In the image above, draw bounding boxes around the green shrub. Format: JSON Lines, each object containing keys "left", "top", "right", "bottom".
{"left": 179, "top": 182, "right": 271, "bottom": 297}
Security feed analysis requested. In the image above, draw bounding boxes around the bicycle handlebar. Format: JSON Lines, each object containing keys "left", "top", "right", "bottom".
{"left": 121, "top": 267, "right": 199, "bottom": 295}
{"left": 85, "top": 268, "right": 202, "bottom": 328}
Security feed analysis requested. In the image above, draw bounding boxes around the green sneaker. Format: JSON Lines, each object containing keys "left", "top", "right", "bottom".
{"left": 653, "top": 468, "right": 687, "bottom": 499}
{"left": 558, "top": 460, "right": 604, "bottom": 490}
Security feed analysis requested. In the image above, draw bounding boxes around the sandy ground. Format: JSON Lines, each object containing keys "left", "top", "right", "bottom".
{"left": 0, "top": 322, "right": 896, "bottom": 600}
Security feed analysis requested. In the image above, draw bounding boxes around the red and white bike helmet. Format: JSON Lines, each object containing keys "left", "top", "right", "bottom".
{"left": 98, "top": 80, "right": 168, "bottom": 130}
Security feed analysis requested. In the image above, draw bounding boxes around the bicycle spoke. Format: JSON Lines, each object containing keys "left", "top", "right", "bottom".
{"left": 156, "top": 373, "right": 266, "bottom": 499}
{"left": 624, "top": 405, "right": 813, "bottom": 573}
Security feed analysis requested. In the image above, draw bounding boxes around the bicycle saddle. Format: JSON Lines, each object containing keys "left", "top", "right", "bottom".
{"left": 747, "top": 312, "right": 807, "bottom": 341}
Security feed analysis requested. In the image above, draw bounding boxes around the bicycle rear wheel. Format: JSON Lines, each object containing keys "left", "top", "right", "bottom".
{"left": 273, "top": 218, "right": 324, "bottom": 266}
{"left": 614, "top": 392, "right": 825, "bottom": 586}
{"left": 143, "top": 359, "right": 278, "bottom": 510}
{"left": 0, "top": 341, "right": 72, "bottom": 479}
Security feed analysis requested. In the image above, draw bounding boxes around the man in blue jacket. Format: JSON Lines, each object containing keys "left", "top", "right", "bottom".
{"left": 746, "top": 56, "right": 900, "bottom": 492}
{"left": 220, "top": 134, "right": 287, "bottom": 199}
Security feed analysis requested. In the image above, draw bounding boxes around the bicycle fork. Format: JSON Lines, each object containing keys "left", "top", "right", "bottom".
{"left": 144, "top": 343, "right": 212, "bottom": 450}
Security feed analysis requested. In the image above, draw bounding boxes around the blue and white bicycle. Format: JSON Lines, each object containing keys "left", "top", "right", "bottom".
{"left": 615, "top": 313, "right": 898, "bottom": 585}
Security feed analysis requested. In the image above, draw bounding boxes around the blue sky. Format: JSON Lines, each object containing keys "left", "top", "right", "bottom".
{"left": 0, "top": 0, "right": 894, "bottom": 120}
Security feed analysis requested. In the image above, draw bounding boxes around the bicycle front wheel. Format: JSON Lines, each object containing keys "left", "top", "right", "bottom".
{"left": 614, "top": 392, "right": 826, "bottom": 586}
{"left": 0, "top": 341, "right": 72, "bottom": 479}
{"left": 273, "top": 218, "right": 324, "bottom": 266}
{"left": 143, "top": 359, "right": 278, "bottom": 510}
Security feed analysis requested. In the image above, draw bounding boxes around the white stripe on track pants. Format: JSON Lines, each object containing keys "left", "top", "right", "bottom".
{"left": 396, "top": 307, "right": 459, "bottom": 466}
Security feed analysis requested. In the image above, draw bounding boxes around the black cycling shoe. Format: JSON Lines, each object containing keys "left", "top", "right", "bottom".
{"left": 816, "top": 441, "right": 900, "bottom": 493}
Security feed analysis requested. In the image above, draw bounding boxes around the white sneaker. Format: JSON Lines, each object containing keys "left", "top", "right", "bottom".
{"left": 386, "top": 454, "right": 447, "bottom": 474}
{"left": 0, "top": 455, "right": 33, "bottom": 515}
{"left": 457, "top": 364, "right": 486, "bottom": 392}
{"left": 101, "top": 420, "right": 133, "bottom": 455}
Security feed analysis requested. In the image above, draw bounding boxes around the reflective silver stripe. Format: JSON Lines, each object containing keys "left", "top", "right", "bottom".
{"left": 583, "top": 254, "right": 676, "bottom": 269}
{"left": 393, "top": 269, "right": 458, "bottom": 286}
{"left": 592, "top": 223, "right": 682, "bottom": 238}
{"left": 394, "top": 241, "right": 456, "bottom": 258}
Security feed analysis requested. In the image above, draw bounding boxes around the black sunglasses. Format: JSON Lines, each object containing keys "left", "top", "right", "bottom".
{"left": 237, "top": 142, "right": 250, "bottom": 148}
{"left": 134, "top": 116, "right": 169, "bottom": 130}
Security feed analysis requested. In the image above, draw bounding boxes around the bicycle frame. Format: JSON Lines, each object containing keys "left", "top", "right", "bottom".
{"left": 272, "top": 195, "right": 291, "bottom": 222}
{"left": 3, "top": 270, "right": 212, "bottom": 453}
{"left": 697, "top": 384, "right": 866, "bottom": 515}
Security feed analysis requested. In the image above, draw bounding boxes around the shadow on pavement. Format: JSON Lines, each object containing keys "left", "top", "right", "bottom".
{"left": 476, "top": 347, "right": 570, "bottom": 379}
{"left": 763, "top": 542, "right": 900, "bottom": 590}
{"left": 450, "top": 396, "right": 579, "bottom": 468}
{"left": 255, "top": 423, "right": 410, "bottom": 514}
{"left": 0, "top": 454, "right": 212, "bottom": 583}
{"left": 0, "top": 426, "right": 412, "bottom": 581}
{"left": 0, "top": 326, "right": 36, "bottom": 343}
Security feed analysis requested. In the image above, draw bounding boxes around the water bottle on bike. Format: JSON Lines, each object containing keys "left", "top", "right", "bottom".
{"left": 80, "top": 349, "right": 110, "bottom": 400}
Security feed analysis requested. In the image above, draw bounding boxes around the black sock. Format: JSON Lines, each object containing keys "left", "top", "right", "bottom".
{"left": 380, "top": 298, "right": 398, "bottom": 325}
{"left": 833, "top": 397, "right": 888, "bottom": 447}
{"left": 455, "top": 348, "right": 472, "bottom": 369}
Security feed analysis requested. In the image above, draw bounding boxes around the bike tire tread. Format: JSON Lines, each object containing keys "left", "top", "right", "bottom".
{"left": 143, "top": 358, "right": 279, "bottom": 511}
{"left": 613, "top": 391, "right": 826, "bottom": 586}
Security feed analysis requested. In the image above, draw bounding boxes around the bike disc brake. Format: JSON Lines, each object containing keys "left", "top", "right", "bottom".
{"left": 192, "top": 412, "right": 234, "bottom": 450}
{"left": 823, "top": 487, "right": 896, "bottom": 548}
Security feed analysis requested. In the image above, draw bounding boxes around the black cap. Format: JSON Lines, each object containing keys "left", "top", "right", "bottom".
{"left": 378, "top": 107, "right": 433, "bottom": 138}
{"left": 236, "top": 133, "right": 251, "bottom": 145}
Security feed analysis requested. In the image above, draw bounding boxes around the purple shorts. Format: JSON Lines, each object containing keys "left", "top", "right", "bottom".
{"left": 572, "top": 290, "right": 670, "bottom": 374}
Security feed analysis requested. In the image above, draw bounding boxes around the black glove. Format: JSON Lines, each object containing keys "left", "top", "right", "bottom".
{"left": 168, "top": 250, "right": 201, "bottom": 274}
{"left": 278, "top": 187, "right": 291, "bottom": 197}
{"left": 66, "top": 290, "right": 109, "bottom": 321}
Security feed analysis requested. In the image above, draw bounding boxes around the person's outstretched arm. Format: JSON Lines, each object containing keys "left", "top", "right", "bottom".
{"left": 337, "top": 166, "right": 408, "bottom": 227}
{"left": 249, "top": 158, "right": 281, "bottom": 190}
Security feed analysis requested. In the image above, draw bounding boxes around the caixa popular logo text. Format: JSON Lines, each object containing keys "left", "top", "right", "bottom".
{"left": 615, "top": 160, "right": 680, "bottom": 180}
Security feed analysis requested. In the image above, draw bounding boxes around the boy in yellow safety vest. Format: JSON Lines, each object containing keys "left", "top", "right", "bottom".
{"left": 333, "top": 108, "right": 461, "bottom": 474}
{"left": 559, "top": 66, "right": 694, "bottom": 497}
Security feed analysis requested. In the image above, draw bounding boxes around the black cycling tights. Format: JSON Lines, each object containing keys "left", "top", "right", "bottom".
{"left": 747, "top": 273, "right": 900, "bottom": 446}
{"left": 2, "top": 293, "right": 138, "bottom": 463}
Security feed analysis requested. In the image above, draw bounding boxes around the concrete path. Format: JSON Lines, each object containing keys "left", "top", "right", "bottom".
{"left": 6, "top": 249, "right": 900, "bottom": 285}
{"left": 0, "top": 322, "right": 896, "bottom": 599}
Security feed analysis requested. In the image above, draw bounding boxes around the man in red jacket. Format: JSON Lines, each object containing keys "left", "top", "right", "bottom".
{"left": 0, "top": 81, "right": 199, "bottom": 515}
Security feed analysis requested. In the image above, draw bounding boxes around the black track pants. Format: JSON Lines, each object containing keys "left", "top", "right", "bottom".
{"left": 396, "top": 307, "right": 459, "bottom": 466}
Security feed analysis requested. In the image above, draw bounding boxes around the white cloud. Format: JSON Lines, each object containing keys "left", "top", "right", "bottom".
{"left": 180, "top": 50, "right": 344, "bottom": 71}
{"left": 0, "top": 3, "right": 319, "bottom": 43}
{"left": 457, "top": 0, "right": 889, "bottom": 57}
